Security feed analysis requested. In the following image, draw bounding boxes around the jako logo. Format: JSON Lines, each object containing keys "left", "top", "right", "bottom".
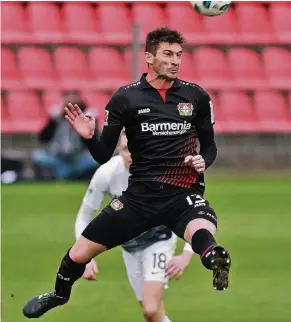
{"left": 138, "top": 108, "right": 150, "bottom": 114}
{"left": 141, "top": 121, "right": 191, "bottom": 136}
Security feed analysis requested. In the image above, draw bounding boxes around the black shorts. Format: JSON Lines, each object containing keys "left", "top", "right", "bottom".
{"left": 82, "top": 181, "right": 217, "bottom": 249}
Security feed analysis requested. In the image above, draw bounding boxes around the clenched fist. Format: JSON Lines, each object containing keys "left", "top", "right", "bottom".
{"left": 184, "top": 155, "right": 205, "bottom": 173}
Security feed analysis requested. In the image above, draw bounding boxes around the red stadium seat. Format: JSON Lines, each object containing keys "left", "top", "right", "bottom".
{"left": 63, "top": 3, "right": 100, "bottom": 44}
{"left": 202, "top": 6, "right": 238, "bottom": 44}
{"left": 166, "top": 3, "right": 206, "bottom": 45}
{"left": 192, "top": 48, "right": 233, "bottom": 90}
{"left": 132, "top": 3, "right": 166, "bottom": 42}
{"left": 262, "top": 48, "right": 291, "bottom": 90}
{"left": 81, "top": 91, "right": 110, "bottom": 131}
{"left": 27, "top": 2, "right": 63, "bottom": 43}
{"left": 207, "top": 92, "right": 224, "bottom": 133}
{"left": 254, "top": 91, "right": 291, "bottom": 133}
{"left": 1, "top": 2, "right": 32, "bottom": 44}
{"left": 42, "top": 91, "right": 63, "bottom": 115}
{"left": 219, "top": 92, "right": 258, "bottom": 133}
{"left": 54, "top": 47, "right": 91, "bottom": 90}
{"left": 98, "top": 3, "right": 132, "bottom": 45}
{"left": 1, "top": 96, "right": 12, "bottom": 134}
{"left": 288, "top": 92, "right": 291, "bottom": 114}
{"left": 124, "top": 49, "right": 148, "bottom": 78}
{"left": 235, "top": 3, "right": 273, "bottom": 44}
{"left": 227, "top": 48, "right": 267, "bottom": 90}
{"left": 18, "top": 47, "right": 57, "bottom": 90}
{"left": 1, "top": 48, "right": 23, "bottom": 90}
{"left": 7, "top": 92, "right": 46, "bottom": 133}
{"left": 270, "top": 3, "right": 291, "bottom": 44}
{"left": 88, "top": 47, "right": 129, "bottom": 91}
{"left": 178, "top": 51, "right": 196, "bottom": 82}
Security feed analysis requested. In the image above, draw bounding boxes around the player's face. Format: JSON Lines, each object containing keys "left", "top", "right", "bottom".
{"left": 146, "top": 42, "right": 183, "bottom": 80}
{"left": 118, "top": 135, "right": 132, "bottom": 168}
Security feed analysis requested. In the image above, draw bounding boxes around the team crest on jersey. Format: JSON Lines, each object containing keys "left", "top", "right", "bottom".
{"left": 104, "top": 110, "right": 109, "bottom": 126}
{"left": 177, "top": 103, "right": 193, "bottom": 116}
{"left": 110, "top": 199, "right": 123, "bottom": 211}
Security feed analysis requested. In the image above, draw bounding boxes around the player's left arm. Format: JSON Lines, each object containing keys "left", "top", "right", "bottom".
{"left": 185, "top": 90, "right": 217, "bottom": 172}
{"left": 166, "top": 242, "right": 194, "bottom": 280}
{"left": 195, "top": 90, "right": 217, "bottom": 169}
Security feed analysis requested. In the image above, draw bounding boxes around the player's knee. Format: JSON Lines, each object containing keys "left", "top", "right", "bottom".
{"left": 142, "top": 301, "right": 160, "bottom": 320}
{"left": 69, "top": 236, "right": 106, "bottom": 264}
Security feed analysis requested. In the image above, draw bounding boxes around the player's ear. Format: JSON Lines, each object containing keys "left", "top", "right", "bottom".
{"left": 145, "top": 52, "right": 154, "bottom": 65}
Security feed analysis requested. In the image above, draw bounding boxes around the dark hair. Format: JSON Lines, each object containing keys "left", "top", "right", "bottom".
{"left": 145, "top": 27, "right": 185, "bottom": 55}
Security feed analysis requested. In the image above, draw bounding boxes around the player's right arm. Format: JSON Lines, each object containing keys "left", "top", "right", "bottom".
{"left": 64, "top": 90, "right": 126, "bottom": 165}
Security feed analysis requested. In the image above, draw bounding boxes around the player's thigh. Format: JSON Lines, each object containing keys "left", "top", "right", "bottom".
{"left": 142, "top": 235, "right": 176, "bottom": 285}
{"left": 168, "top": 193, "right": 218, "bottom": 241}
{"left": 122, "top": 249, "right": 144, "bottom": 301}
{"left": 82, "top": 196, "right": 152, "bottom": 250}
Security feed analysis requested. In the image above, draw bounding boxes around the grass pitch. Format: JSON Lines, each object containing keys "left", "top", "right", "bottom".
{"left": 2, "top": 173, "right": 291, "bottom": 322}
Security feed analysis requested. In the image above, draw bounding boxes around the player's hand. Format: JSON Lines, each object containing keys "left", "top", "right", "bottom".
{"left": 184, "top": 155, "right": 205, "bottom": 173}
{"left": 64, "top": 103, "right": 96, "bottom": 139}
{"left": 166, "top": 255, "right": 191, "bottom": 280}
{"left": 82, "top": 259, "right": 98, "bottom": 281}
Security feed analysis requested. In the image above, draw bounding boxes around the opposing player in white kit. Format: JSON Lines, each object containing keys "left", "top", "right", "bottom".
{"left": 75, "top": 131, "right": 194, "bottom": 322}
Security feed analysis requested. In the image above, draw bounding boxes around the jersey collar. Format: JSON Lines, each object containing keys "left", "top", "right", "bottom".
{"left": 140, "top": 73, "right": 182, "bottom": 89}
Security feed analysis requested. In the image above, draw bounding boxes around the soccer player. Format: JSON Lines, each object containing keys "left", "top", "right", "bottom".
{"left": 75, "top": 131, "right": 194, "bottom": 322}
{"left": 23, "top": 27, "right": 232, "bottom": 320}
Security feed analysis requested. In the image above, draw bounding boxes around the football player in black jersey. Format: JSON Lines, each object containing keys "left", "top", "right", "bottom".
{"left": 23, "top": 27, "right": 231, "bottom": 320}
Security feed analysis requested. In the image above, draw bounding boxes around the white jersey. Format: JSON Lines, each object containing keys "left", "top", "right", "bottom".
{"left": 75, "top": 155, "right": 193, "bottom": 253}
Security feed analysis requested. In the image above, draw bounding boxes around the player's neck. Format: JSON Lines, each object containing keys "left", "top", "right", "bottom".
{"left": 146, "top": 71, "right": 174, "bottom": 90}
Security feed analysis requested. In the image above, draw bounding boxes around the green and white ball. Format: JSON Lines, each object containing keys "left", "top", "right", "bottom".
{"left": 190, "top": 1, "right": 232, "bottom": 16}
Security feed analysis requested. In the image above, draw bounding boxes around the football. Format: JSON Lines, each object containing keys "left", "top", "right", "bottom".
{"left": 190, "top": 1, "right": 232, "bottom": 16}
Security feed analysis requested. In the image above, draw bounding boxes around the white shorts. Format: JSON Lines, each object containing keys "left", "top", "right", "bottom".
{"left": 121, "top": 235, "right": 177, "bottom": 301}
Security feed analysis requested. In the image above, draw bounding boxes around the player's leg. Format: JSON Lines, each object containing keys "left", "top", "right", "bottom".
{"left": 23, "top": 196, "right": 153, "bottom": 319}
{"left": 140, "top": 236, "right": 176, "bottom": 322}
{"left": 168, "top": 193, "right": 231, "bottom": 291}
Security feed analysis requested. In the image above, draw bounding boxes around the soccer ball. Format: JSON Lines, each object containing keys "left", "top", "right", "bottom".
{"left": 190, "top": 1, "right": 232, "bottom": 16}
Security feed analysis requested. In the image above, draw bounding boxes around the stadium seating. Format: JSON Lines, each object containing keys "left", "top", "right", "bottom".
{"left": 124, "top": 49, "right": 148, "bottom": 78}
{"left": 1, "top": 48, "right": 23, "bottom": 90}
{"left": 54, "top": 47, "right": 91, "bottom": 90}
{"left": 63, "top": 2, "right": 100, "bottom": 44}
{"left": 1, "top": 1, "right": 291, "bottom": 134}
{"left": 98, "top": 3, "right": 132, "bottom": 45}
{"left": 18, "top": 47, "right": 56, "bottom": 90}
{"left": 202, "top": 6, "right": 238, "bottom": 44}
{"left": 81, "top": 91, "right": 110, "bottom": 130}
{"left": 227, "top": 48, "right": 267, "bottom": 90}
{"left": 235, "top": 3, "right": 273, "bottom": 44}
{"left": 27, "top": 2, "right": 63, "bottom": 43}
{"left": 132, "top": 3, "right": 166, "bottom": 42}
{"left": 166, "top": 3, "right": 206, "bottom": 45}
{"left": 1, "top": 96, "right": 11, "bottom": 134}
{"left": 42, "top": 91, "right": 63, "bottom": 115}
{"left": 6, "top": 92, "right": 47, "bottom": 133}
{"left": 254, "top": 91, "right": 291, "bottom": 133}
{"left": 270, "top": 3, "right": 291, "bottom": 44}
{"left": 88, "top": 47, "right": 129, "bottom": 91}
{"left": 219, "top": 92, "right": 259, "bottom": 133}
{"left": 262, "top": 48, "right": 291, "bottom": 90}
{"left": 1, "top": 2, "right": 31, "bottom": 44}
{"left": 193, "top": 48, "right": 233, "bottom": 90}
{"left": 178, "top": 51, "right": 196, "bottom": 82}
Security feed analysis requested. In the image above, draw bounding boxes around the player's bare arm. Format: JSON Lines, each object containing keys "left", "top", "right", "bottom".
{"left": 166, "top": 243, "right": 194, "bottom": 280}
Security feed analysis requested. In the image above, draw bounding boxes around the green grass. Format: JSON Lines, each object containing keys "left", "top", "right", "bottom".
{"left": 2, "top": 173, "right": 291, "bottom": 322}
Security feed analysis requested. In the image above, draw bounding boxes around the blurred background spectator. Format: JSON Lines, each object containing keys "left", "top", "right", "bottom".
{"left": 31, "top": 91, "right": 99, "bottom": 181}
